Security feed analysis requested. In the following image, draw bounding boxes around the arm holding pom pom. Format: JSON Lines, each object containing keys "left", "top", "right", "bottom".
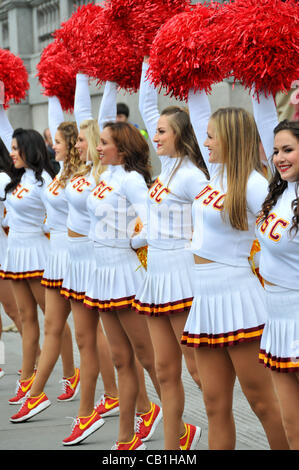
{"left": 48, "top": 96, "right": 64, "bottom": 145}
{"left": 139, "top": 61, "right": 159, "bottom": 149}
{"left": 250, "top": 89, "right": 279, "bottom": 173}
{"left": 188, "top": 89, "right": 212, "bottom": 175}
{"left": 98, "top": 81, "right": 117, "bottom": 132}
{"left": 74, "top": 73, "right": 93, "bottom": 130}
{"left": 0, "top": 105, "right": 13, "bottom": 152}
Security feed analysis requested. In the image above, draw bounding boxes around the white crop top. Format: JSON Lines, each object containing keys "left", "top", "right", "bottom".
{"left": 256, "top": 182, "right": 299, "bottom": 290}
{"left": 188, "top": 88, "right": 270, "bottom": 266}
{"left": 87, "top": 165, "right": 147, "bottom": 249}
{"left": 139, "top": 62, "right": 208, "bottom": 250}
{"left": 43, "top": 167, "right": 68, "bottom": 232}
{"left": 191, "top": 168, "right": 269, "bottom": 266}
{"left": 5, "top": 169, "right": 53, "bottom": 233}
{"left": 65, "top": 171, "right": 96, "bottom": 236}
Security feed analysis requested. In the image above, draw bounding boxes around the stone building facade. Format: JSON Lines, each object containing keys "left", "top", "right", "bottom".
{"left": 0, "top": 0, "right": 251, "bottom": 174}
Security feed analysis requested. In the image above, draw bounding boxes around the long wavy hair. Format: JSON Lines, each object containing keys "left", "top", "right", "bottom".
{"left": 2, "top": 128, "right": 56, "bottom": 199}
{"left": 72, "top": 119, "right": 106, "bottom": 186}
{"left": 103, "top": 121, "right": 152, "bottom": 186}
{"left": 56, "top": 121, "right": 82, "bottom": 188}
{"left": 0, "top": 138, "right": 16, "bottom": 179}
{"left": 161, "top": 106, "right": 209, "bottom": 186}
{"left": 259, "top": 120, "right": 299, "bottom": 237}
{"left": 211, "top": 107, "right": 263, "bottom": 231}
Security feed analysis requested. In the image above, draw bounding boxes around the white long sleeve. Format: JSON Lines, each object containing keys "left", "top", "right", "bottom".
{"left": 98, "top": 81, "right": 117, "bottom": 131}
{"left": 187, "top": 89, "right": 212, "bottom": 174}
{"left": 251, "top": 90, "right": 278, "bottom": 173}
{"left": 138, "top": 62, "right": 159, "bottom": 148}
{"left": 0, "top": 105, "right": 13, "bottom": 151}
{"left": 48, "top": 96, "right": 64, "bottom": 143}
{"left": 74, "top": 73, "right": 93, "bottom": 130}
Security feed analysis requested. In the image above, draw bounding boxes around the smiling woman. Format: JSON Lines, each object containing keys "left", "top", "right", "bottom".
{"left": 273, "top": 127, "right": 299, "bottom": 182}
{"left": 256, "top": 120, "right": 299, "bottom": 449}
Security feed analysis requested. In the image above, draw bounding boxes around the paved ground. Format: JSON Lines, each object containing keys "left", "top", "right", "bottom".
{"left": 0, "top": 306, "right": 272, "bottom": 458}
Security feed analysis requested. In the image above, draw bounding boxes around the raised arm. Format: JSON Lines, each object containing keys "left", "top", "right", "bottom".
{"left": 98, "top": 81, "right": 117, "bottom": 132}
{"left": 74, "top": 73, "right": 93, "bottom": 130}
{"left": 138, "top": 61, "right": 160, "bottom": 148}
{"left": 0, "top": 105, "right": 13, "bottom": 152}
{"left": 188, "top": 88, "right": 212, "bottom": 174}
{"left": 48, "top": 96, "right": 64, "bottom": 144}
{"left": 251, "top": 90, "right": 279, "bottom": 174}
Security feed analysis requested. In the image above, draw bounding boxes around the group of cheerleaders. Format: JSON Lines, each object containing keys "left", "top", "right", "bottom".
{"left": 0, "top": 56, "right": 298, "bottom": 451}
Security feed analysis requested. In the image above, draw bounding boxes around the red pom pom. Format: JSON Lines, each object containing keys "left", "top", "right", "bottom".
{"left": 105, "top": 0, "right": 191, "bottom": 57}
{"left": 0, "top": 49, "right": 29, "bottom": 109}
{"left": 148, "top": 3, "right": 229, "bottom": 100}
{"left": 54, "top": 4, "right": 102, "bottom": 69}
{"left": 216, "top": 0, "right": 299, "bottom": 97}
{"left": 55, "top": 4, "right": 142, "bottom": 93}
{"left": 36, "top": 39, "right": 77, "bottom": 112}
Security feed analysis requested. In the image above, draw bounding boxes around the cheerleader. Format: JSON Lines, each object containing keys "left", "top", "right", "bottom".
{"left": 132, "top": 59, "right": 207, "bottom": 450}
{"left": 84, "top": 119, "right": 162, "bottom": 450}
{"left": 71, "top": 75, "right": 161, "bottom": 449}
{"left": 0, "top": 109, "right": 56, "bottom": 405}
{"left": 9, "top": 96, "right": 83, "bottom": 423}
{"left": 61, "top": 74, "right": 122, "bottom": 445}
{"left": 255, "top": 115, "right": 299, "bottom": 449}
{"left": 181, "top": 88, "right": 288, "bottom": 449}
{"left": 0, "top": 138, "right": 22, "bottom": 379}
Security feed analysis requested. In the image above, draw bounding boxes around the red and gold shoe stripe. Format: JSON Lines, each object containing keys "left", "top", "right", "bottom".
{"left": 83, "top": 295, "right": 135, "bottom": 311}
{"left": 259, "top": 350, "right": 299, "bottom": 373}
{"left": 132, "top": 297, "right": 193, "bottom": 317}
{"left": 181, "top": 324, "right": 264, "bottom": 348}
{"left": 0, "top": 269, "right": 44, "bottom": 280}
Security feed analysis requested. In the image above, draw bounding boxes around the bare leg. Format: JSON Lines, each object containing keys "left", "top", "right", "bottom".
{"left": 101, "top": 311, "right": 139, "bottom": 443}
{"left": 97, "top": 318, "right": 118, "bottom": 397}
{"left": 30, "top": 288, "right": 72, "bottom": 396}
{"left": 0, "top": 279, "right": 22, "bottom": 333}
{"left": 229, "top": 341, "right": 289, "bottom": 450}
{"left": 72, "top": 300, "right": 99, "bottom": 416}
{"left": 11, "top": 280, "right": 40, "bottom": 381}
{"left": 146, "top": 315, "right": 185, "bottom": 450}
{"left": 270, "top": 371, "right": 299, "bottom": 449}
{"left": 194, "top": 347, "right": 236, "bottom": 450}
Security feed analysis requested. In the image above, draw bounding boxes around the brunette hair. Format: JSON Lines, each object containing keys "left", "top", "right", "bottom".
{"left": 2, "top": 128, "right": 56, "bottom": 198}
{"left": 0, "top": 138, "right": 16, "bottom": 178}
{"left": 103, "top": 121, "right": 152, "bottom": 186}
{"left": 211, "top": 107, "right": 263, "bottom": 231}
{"left": 259, "top": 120, "right": 299, "bottom": 236}
{"left": 161, "top": 106, "right": 209, "bottom": 184}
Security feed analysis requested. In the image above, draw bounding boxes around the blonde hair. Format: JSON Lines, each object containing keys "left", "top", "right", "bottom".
{"left": 56, "top": 122, "right": 82, "bottom": 188}
{"left": 211, "top": 107, "right": 263, "bottom": 231}
{"left": 72, "top": 119, "right": 106, "bottom": 185}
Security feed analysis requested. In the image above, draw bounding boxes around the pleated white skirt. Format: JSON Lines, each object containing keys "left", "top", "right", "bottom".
{"left": 60, "top": 236, "right": 95, "bottom": 302}
{"left": 41, "top": 231, "right": 70, "bottom": 289}
{"left": 181, "top": 262, "right": 266, "bottom": 348}
{"left": 132, "top": 246, "right": 194, "bottom": 316}
{"left": 259, "top": 284, "right": 299, "bottom": 373}
{"left": 1, "top": 230, "right": 49, "bottom": 280}
{"left": 84, "top": 244, "right": 145, "bottom": 312}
